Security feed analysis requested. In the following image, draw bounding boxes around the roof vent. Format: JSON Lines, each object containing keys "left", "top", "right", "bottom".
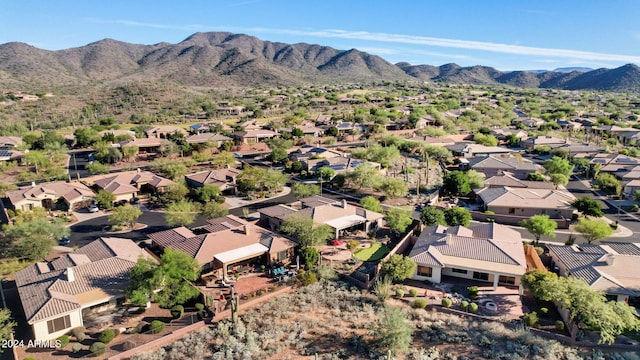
{"left": 64, "top": 267, "right": 75, "bottom": 282}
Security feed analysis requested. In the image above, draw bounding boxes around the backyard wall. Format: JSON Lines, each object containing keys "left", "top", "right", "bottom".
{"left": 471, "top": 210, "right": 571, "bottom": 229}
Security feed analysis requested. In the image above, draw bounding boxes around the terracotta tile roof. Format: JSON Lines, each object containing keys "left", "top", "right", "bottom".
{"left": 185, "top": 133, "right": 232, "bottom": 144}
{"left": 14, "top": 238, "right": 153, "bottom": 324}
{"left": 483, "top": 173, "right": 556, "bottom": 189}
{"left": 185, "top": 168, "right": 241, "bottom": 187}
{"left": 468, "top": 156, "right": 537, "bottom": 171}
{"left": 548, "top": 243, "right": 640, "bottom": 296}
{"left": 6, "top": 181, "right": 95, "bottom": 205}
{"left": 476, "top": 186, "right": 576, "bottom": 210}
{"left": 149, "top": 215, "right": 295, "bottom": 266}
{"left": 410, "top": 223, "right": 526, "bottom": 276}
{"left": 87, "top": 170, "right": 174, "bottom": 195}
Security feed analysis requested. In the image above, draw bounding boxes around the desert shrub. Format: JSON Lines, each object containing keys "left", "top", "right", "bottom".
{"left": 195, "top": 303, "right": 205, "bottom": 311}
{"left": 373, "top": 276, "right": 392, "bottom": 302}
{"left": 123, "top": 340, "right": 137, "bottom": 351}
{"left": 534, "top": 246, "right": 544, "bottom": 256}
{"left": 136, "top": 321, "right": 149, "bottom": 333}
{"left": 540, "top": 307, "right": 549, "bottom": 316}
{"left": 441, "top": 298, "right": 453, "bottom": 307}
{"left": 171, "top": 305, "right": 184, "bottom": 319}
{"left": 468, "top": 303, "right": 478, "bottom": 314}
{"left": 484, "top": 210, "right": 495, "bottom": 215}
{"left": 395, "top": 288, "right": 405, "bottom": 298}
{"left": 150, "top": 320, "right": 165, "bottom": 334}
{"left": 72, "top": 326, "right": 86, "bottom": 341}
{"left": 90, "top": 342, "right": 106, "bottom": 356}
{"left": 555, "top": 320, "right": 565, "bottom": 330}
{"left": 98, "top": 328, "right": 117, "bottom": 344}
{"left": 257, "top": 289, "right": 265, "bottom": 296}
{"left": 460, "top": 300, "right": 469, "bottom": 311}
{"left": 72, "top": 343, "right": 82, "bottom": 353}
{"left": 467, "top": 286, "right": 479, "bottom": 298}
{"left": 299, "top": 271, "right": 318, "bottom": 286}
{"left": 413, "top": 299, "right": 428, "bottom": 309}
{"left": 409, "top": 289, "right": 418, "bottom": 297}
{"left": 57, "top": 334, "right": 70, "bottom": 347}
{"left": 523, "top": 312, "right": 540, "bottom": 328}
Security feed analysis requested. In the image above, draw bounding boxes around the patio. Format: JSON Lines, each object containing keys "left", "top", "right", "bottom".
{"left": 402, "top": 276, "right": 524, "bottom": 320}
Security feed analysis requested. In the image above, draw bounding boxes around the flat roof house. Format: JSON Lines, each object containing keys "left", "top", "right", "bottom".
{"left": 409, "top": 223, "right": 527, "bottom": 289}
{"left": 14, "top": 238, "right": 154, "bottom": 340}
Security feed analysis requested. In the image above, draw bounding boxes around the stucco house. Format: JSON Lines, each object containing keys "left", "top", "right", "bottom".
{"left": 548, "top": 243, "right": 640, "bottom": 305}
{"left": 475, "top": 186, "right": 576, "bottom": 219}
{"left": 84, "top": 170, "right": 174, "bottom": 203}
{"left": 467, "top": 155, "right": 538, "bottom": 180}
{"left": 14, "top": 237, "right": 154, "bottom": 340}
{"left": 447, "top": 143, "right": 514, "bottom": 158}
{"left": 5, "top": 181, "right": 95, "bottom": 212}
{"left": 185, "top": 133, "right": 232, "bottom": 147}
{"left": 231, "top": 130, "right": 278, "bottom": 144}
{"left": 149, "top": 215, "right": 296, "bottom": 279}
{"left": 409, "top": 223, "right": 527, "bottom": 288}
{"left": 144, "top": 125, "right": 188, "bottom": 139}
{"left": 259, "top": 196, "right": 384, "bottom": 239}
{"left": 185, "top": 168, "right": 242, "bottom": 193}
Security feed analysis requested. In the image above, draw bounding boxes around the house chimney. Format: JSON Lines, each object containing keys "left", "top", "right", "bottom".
{"left": 445, "top": 233, "right": 452, "bottom": 244}
{"left": 31, "top": 181, "right": 36, "bottom": 187}
{"left": 243, "top": 224, "right": 250, "bottom": 235}
{"left": 342, "top": 199, "right": 348, "bottom": 208}
{"left": 65, "top": 267, "right": 75, "bottom": 282}
{"left": 605, "top": 254, "right": 615, "bottom": 266}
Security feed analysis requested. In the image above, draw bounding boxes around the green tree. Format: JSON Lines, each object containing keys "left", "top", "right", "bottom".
{"left": 466, "top": 169, "right": 484, "bottom": 189}
{"left": 73, "top": 128, "right": 99, "bottom": 148}
{"left": 521, "top": 269, "right": 640, "bottom": 344}
{"left": 346, "top": 163, "right": 382, "bottom": 190}
{"left": 201, "top": 202, "right": 229, "bottom": 219}
{"left": 377, "top": 177, "right": 408, "bottom": 198}
{"left": 212, "top": 151, "right": 237, "bottom": 169}
{"left": 442, "top": 171, "right": 471, "bottom": 196}
{"left": 384, "top": 207, "right": 413, "bottom": 234}
{"left": 153, "top": 248, "right": 201, "bottom": 308}
{"left": 443, "top": 207, "right": 472, "bottom": 226}
{"left": 126, "top": 257, "right": 158, "bottom": 306}
{"left": 543, "top": 156, "right": 573, "bottom": 178}
{"left": 373, "top": 306, "right": 413, "bottom": 356}
{"left": 549, "top": 173, "right": 569, "bottom": 187}
{"left": 574, "top": 217, "right": 613, "bottom": 244}
{"left": 420, "top": 206, "right": 446, "bottom": 226}
{"left": 520, "top": 214, "right": 557, "bottom": 244}
{"left": 291, "top": 183, "right": 320, "bottom": 199}
{"left": 23, "top": 150, "right": 50, "bottom": 174}
{"left": 280, "top": 215, "right": 334, "bottom": 247}
{"left": 196, "top": 184, "right": 221, "bottom": 202}
{"left": 122, "top": 145, "right": 139, "bottom": 162}
{"left": 316, "top": 167, "right": 335, "bottom": 182}
{"left": 380, "top": 254, "right": 417, "bottom": 283}
{"left": 161, "top": 183, "right": 190, "bottom": 204}
{"left": 165, "top": 200, "right": 200, "bottom": 227}
{"left": 269, "top": 147, "right": 289, "bottom": 164}
{"left": 473, "top": 133, "right": 499, "bottom": 146}
{"left": 360, "top": 196, "right": 383, "bottom": 213}
{"left": 95, "top": 190, "right": 115, "bottom": 209}
{"left": 0, "top": 219, "right": 69, "bottom": 260}
{"left": 595, "top": 173, "right": 622, "bottom": 195}
{"left": 0, "top": 309, "right": 16, "bottom": 352}
{"left": 109, "top": 204, "right": 142, "bottom": 229}
{"left": 298, "top": 246, "right": 319, "bottom": 269}
{"left": 571, "top": 196, "right": 604, "bottom": 217}
{"left": 86, "top": 161, "right": 111, "bottom": 174}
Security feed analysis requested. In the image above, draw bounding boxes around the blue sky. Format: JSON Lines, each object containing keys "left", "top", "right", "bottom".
{"left": 2, "top": 0, "right": 640, "bottom": 71}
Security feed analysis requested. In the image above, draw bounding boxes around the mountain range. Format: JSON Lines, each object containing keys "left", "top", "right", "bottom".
{"left": 1, "top": 31, "right": 640, "bottom": 93}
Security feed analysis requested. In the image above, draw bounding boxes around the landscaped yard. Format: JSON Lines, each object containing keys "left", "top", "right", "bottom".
{"left": 354, "top": 242, "right": 390, "bottom": 262}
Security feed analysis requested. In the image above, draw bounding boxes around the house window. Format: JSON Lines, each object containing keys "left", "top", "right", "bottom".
{"left": 498, "top": 275, "right": 516, "bottom": 285}
{"left": 417, "top": 266, "right": 432, "bottom": 277}
{"left": 473, "top": 272, "right": 489, "bottom": 281}
{"left": 451, "top": 268, "right": 467, "bottom": 274}
{"left": 276, "top": 250, "right": 289, "bottom": 262}
{"left": 508, "top": 208, "right": 515, "bottom": 214}
{"left": 47, "top": 315, "right": 71, "bottom": 334}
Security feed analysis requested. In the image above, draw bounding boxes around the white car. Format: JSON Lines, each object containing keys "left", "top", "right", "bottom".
{"left": 87, "top": 204, "right": 99, "bottom": 213}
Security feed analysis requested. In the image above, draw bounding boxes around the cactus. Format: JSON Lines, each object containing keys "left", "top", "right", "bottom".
{"left": 231, "top": 286, "right": 239, "bottom": 324}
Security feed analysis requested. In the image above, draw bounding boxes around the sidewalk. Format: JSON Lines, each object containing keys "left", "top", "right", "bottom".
{"left": 224, "top": 186, "right": 291, "bottom": 209}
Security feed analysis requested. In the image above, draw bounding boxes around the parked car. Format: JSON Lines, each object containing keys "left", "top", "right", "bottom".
{"left": 59, "top": 237, "right": 70, "bottom": 245}
{"left": 115, "top": 199, "right": 128, "bottom": 207}
{"left": 87, "top": 204, "right": 99, "bottom": 213}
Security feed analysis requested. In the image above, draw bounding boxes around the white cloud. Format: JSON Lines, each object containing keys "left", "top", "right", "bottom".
{"left": 245, "top": 27, "right": 640, "bottom": 63}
